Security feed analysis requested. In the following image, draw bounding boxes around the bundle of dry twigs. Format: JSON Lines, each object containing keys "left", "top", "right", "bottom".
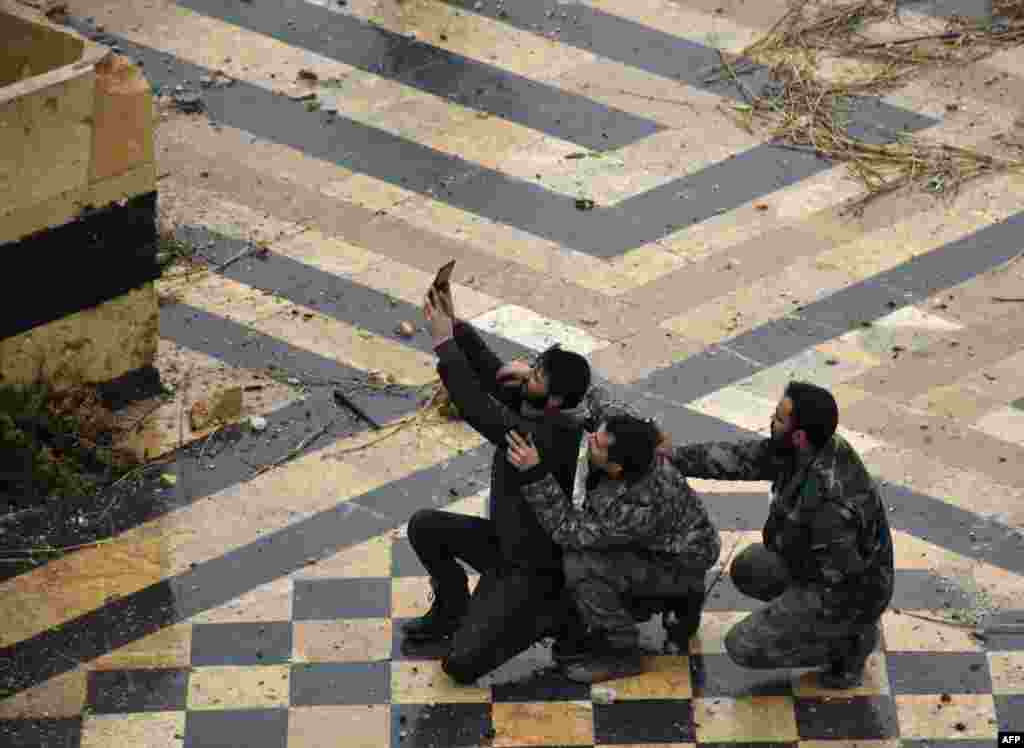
{"left": 711, "top": 0, "right": 1024, "bottom": 211}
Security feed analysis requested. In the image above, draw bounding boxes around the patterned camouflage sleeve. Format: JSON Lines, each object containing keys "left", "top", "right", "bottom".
{"left": 667, "top": 440, "right": 779, "bottom": 481}
{"left": 521, "top": 474, "right": 659, "bottom": 550}
{"left": 810, "top": 501, "right": 870, "bottom": 584}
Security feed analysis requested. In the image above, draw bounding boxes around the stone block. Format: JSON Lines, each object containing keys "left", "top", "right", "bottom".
{"left": 0, "top": 185, "right": 86, "bottom": 245}
{"left": 87, "top": 159, "right": 156, "bottom": 209}
{"left": 0, "top": 68, "right": 96, "bottom": 220}
{"left": 0, "top": 283, "right": 159, "bottom": 390}
{"left": 89, "top": 53, "right": 154, "bottom": 182}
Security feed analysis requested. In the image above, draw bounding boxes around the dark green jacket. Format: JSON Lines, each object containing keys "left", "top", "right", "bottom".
{"left": 668, "top": 435, "right": 894, "bottom": 621}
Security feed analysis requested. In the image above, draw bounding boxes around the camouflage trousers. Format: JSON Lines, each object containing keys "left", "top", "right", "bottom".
{"left": 563, "top": 550, "right": 708, "bottom": 649}
{"left": 725, "top": 544, "right": 880, "bottom": 669}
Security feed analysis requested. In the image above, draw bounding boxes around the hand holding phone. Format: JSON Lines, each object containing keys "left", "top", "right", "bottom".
{"left": 432, "top": 260, "right": 456, "bottom": 316}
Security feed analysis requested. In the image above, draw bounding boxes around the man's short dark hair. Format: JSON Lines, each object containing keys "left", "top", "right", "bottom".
{"left": 537, "top": 346, "right": 591, "bottom": 409}
{"left": 784, "top": 381, "right": 839, "bottom": 449}
{"left": 605, "top": 414, "right": 659, "bottom": 480}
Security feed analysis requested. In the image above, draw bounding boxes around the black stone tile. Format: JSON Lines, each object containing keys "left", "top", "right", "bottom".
{"left": 901, "top": 0, "right": 994, "bottom": 19}
{"left": 703, "top": 494, "right": 770, "bottom": 533}
{"left": 289, "top": 662, "right": 390, "bottom": 706}
{"left": 641, "top": 347, "right": 762, "bottom": 406}
{"left": 349, "top": 444, "right": 492, "bottom": 522}
{"left": 391, "top": 619, "right": 453, "bottom": 661}
{"left": 703, "top": 575, "right": 760, "bottom": 612}
{"left": 86, "top": 668, "right": 189, "bottom": 714}
{"left": 292, "top": 578, "right": 391, "bottom": 620}
{"left": 890, "top": 570, "right": 974, "bottom": 610}
{"left": 391, "top": 537, "right": 428, "bottom": 578}
{"left": 977, "top": 610, "right": 1024, "bottom": 651}
{"left": 996, "top": 695, "right": 1024, "bottom": 732}
{"left": 794, "top": 696, "right": 900, "bottom": 740}
{"left": 491, "top": 668, "right": 591, "bottom": 702}
{"left": 391, "top": 703, "right": 492, "bottom": 748}
{"left": 886, "top": 652, "right": 992, "bottom": 694}
{"left": 593, "top": 699, "right": 695, "bottom": 744}
{"left": 174, "top": 0, "right": 661, "bottom": 151}
{"left": 727, "top": 315, "right": 835, "bottom": 370}
{"left": 690, "top": 653, "right": 793, "bottom": 698}
{"left": 880, "top": 212, "right": 1024, "bottom": 299}
{"left": 798, "top": 278, "right": 903, "bottom": 331}
{"left": 0, "top": 718, "right": 81, "bottom": 748}
{"left": 183, "top": 708, "right": 288, "bottom": 748}
{"left": 190, "top": 622, "right": 293, "bottom": 666}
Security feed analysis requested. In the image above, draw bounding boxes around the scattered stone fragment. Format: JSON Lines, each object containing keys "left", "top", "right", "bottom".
{"left": 211, "top": 386, "right": 243, "bottom": 423}
{"left": 189, "top": 399, "right": 212, "bottom": 430}
{"left": 172, "top": 91, "right": 204, "bottom": 113}
{"left": 249, "top": 415, "right": 268, "bottom": 432}
{"left": 954, "top": 722, "right": 967, "bottom": 732}
{"left": 297, "top": 69, "right": 318, "bottom": 82}
{"left": 396, "top": 321, "right": 416, "bottom": 337}
{"left": 940, "top": 693, "right": 952, "bottom": 703}
{"left": 592, "top": 685, "right": 617, "bottom": 703}
{"left": 160, "top": 473, "right": 178, "bottom": 487}
{"left": 290, "top": 91, "right": 317, "bottom": 102}
{"left": 574, "top": 198, "right": 595, "bottom": 211}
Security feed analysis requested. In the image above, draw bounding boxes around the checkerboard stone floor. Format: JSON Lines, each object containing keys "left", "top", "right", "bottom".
{"left": 6, "top": 501, "right": 1022, "bottom": 748}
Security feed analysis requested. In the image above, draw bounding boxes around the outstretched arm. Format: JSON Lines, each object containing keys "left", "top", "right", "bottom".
{"left": 666, "top": 439, "right": 780, "bottom": 481}
{"left": 507, "top": 431, "right": 659, "bottom": 550}
{"left": 428, "top": 291, "right": 532, "bottom": 446}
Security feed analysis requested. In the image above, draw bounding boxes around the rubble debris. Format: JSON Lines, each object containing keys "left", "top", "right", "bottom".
{"left": 592, "top": 686, "right": 617, "bottom": 703}
{"left": 171, "top": 91, "right": 204, "bottom": 114}
{"left": 395, "top": 321, "right": 417, "bottom": 338}
{"left": 249, "top": 415, "right": 268, "bottom": 432}
{"left": 211, "top": 387, "right": 243, "bottom": 424}
{"left": 574, "top": 198, "right": 596, "bottom": 211}
{"left": 297, "top": 69, "right": 319, "bottom": 82}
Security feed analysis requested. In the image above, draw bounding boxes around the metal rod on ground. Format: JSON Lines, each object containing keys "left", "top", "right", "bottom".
{"left": 333, "top": 389, "right": 382, "bottom": 430}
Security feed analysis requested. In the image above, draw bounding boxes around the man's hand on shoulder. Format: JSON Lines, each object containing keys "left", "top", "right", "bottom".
{"left": 496, "top": 359, "right": 531, "bottom": 387}
{"left": 655, "top": 428, "right": 673, "bottom": 461}
{"left": 506, "top": 429, "right": 541, "bottom": 471}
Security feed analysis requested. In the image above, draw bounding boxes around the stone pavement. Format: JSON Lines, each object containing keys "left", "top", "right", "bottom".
{"left": 2, "top": 0, "right": 1024, "bottom": 745}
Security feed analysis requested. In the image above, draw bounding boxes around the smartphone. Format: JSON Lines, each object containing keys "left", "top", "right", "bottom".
{"left": 433, "top": 260, "right": 456, "bottom": 290}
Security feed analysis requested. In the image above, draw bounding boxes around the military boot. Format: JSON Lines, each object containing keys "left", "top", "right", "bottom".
{"left": 664, "top": 589, "right": 705, "bottom": 648}
{"left": 562, "top": 628, "right": 645, "bottom": 684}
{"left": 401, "top": 577, "right": 469, "bottom": 642}
{"left": 820, "top": 623, "right": 880, "bottom": 689}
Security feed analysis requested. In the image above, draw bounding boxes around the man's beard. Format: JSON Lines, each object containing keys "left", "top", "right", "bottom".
{"left": 770, "top": 425, "right": 796, "bottom": 457}
{"left": 522, "top": 384, "right": 549, "bottom": 410}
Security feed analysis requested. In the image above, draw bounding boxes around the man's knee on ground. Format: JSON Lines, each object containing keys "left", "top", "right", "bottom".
{"left": 407, "top": 508, "right": 438, "bottom": 547}
{"left": 441, "top": 652, "right": 481, "bottom": 685}
{"left": 723, "top": 621, "right": 768, "bottom": 668}
{"left": 729, "top": 544, "right": 788, "bottom": 600}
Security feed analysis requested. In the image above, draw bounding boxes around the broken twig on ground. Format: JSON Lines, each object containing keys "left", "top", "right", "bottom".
{"left": 704, "top": 0, "right": 1024, "bottom": 210}
{"left": 333, "top": 389, "right": 382, "bottom": 430}
{"left": 253, "top": 420, "right": 335, "bottom": 476}
{"left": 216, "top": 243, "right": 267, "bottom": 273}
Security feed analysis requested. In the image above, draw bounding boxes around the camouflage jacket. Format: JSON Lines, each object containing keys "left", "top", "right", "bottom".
{"left": 520, "top": 387, "right": 721, "bottom": 570}
{"left": 668, "top": 435, "right": 894, "bottom": 621}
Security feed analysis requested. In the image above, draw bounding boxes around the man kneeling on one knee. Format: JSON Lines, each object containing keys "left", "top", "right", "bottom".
{"left": 660, "top": 381, "right": 894, "bottom": 689}
{"left": 507, "top": 404, "right": 720, "bottom": 684}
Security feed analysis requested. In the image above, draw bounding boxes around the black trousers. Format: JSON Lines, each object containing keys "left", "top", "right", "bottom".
{"left": 407, "top": 508, "right": 573, "bottom": 684}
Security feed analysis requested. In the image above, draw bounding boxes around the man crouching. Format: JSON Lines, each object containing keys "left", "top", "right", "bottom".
{"left": 506, "top": 402, "right": 720, "bottom": 683}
